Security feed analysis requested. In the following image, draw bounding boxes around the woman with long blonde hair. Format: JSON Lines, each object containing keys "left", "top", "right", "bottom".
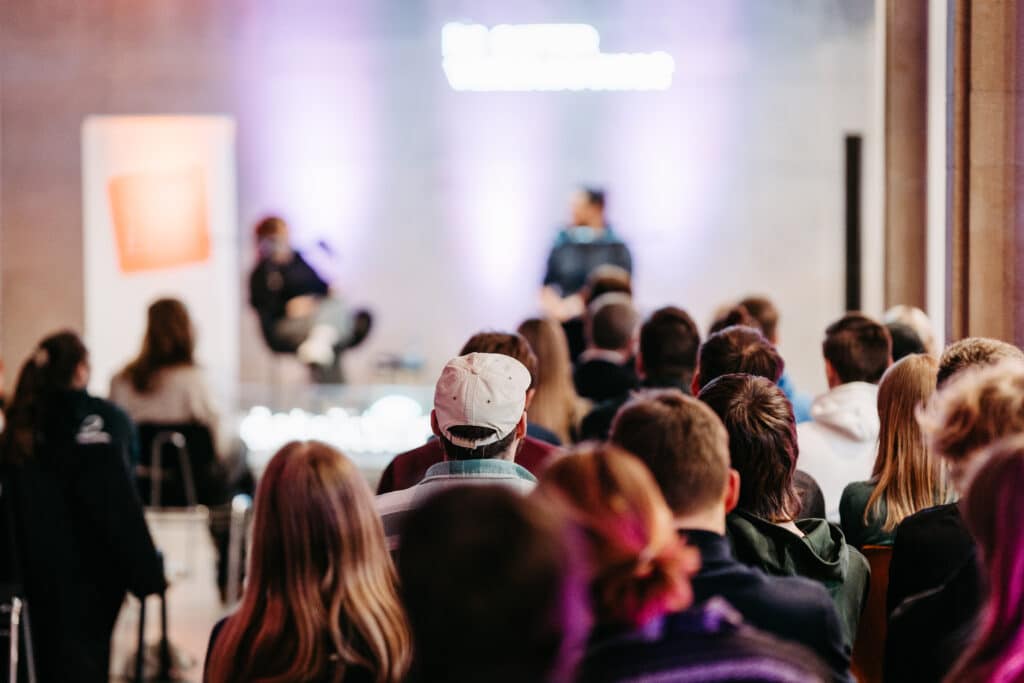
{"left": 518, "top": 317, "right": 590, "bottom": 444}
{"left": 839, "top": 354, "right": 952, "bottom": 547}
{"left": 204, "top": 441, "right": 411, "bottom": 683}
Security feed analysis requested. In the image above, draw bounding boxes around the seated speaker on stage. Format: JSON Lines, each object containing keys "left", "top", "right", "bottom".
{"left": 539, "top": 187, "right": 633, "bottom": 322}
{"left": 248, "top": 216, "right": 371, "bottom": 381}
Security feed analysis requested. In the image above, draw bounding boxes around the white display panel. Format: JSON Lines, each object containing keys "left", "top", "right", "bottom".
{"left": 82, "top": 116, "right": 238, "bottom": 409}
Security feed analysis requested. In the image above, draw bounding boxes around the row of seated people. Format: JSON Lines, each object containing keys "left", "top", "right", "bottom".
{"left": 0, "top": 289, "right": 1017, "bottom": 681}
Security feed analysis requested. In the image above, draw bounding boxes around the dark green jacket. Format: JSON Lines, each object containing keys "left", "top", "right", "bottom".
{"left": 726, "top": 509, "right": 870, "bottom": 646}
{"left": 838, "top": 481, "right": 894, "bottom": 548}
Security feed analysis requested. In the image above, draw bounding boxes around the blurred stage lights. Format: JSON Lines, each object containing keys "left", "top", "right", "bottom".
{"left": 441, "top": 22, "right": 675, "bottom": 92}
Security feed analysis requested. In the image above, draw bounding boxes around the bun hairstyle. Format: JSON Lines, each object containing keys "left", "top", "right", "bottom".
{"left": 535, "top": 444, "right": 699, "bottom": 627}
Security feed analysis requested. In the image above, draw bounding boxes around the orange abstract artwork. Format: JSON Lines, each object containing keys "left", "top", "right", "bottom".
{"left": 108, "top": 167, "right": 211, "bottom": 273}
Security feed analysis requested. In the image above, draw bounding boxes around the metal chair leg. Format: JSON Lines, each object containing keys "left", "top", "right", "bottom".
{"left": 135, "top": 597, "right": 146, "bottom": 683}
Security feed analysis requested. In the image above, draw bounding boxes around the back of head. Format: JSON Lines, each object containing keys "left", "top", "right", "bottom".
{"left": 738, "top": 296, "right": 780, "bottom": 342}
{"left": 208, "top": 441, "right": 410, "bottom": 683}
{"left": 609, "top": 389, "right": 729, "bottom": 518}
{"left": 536, "top": 444, "right": 699, "bottom": 627}
{"left": 948, "top": 435, "right": 1024, "bottom": 683}
{"left": 584, "top": 265, "right": 632, "bottom": 306}
{"left": 822, "top": 313, "right": 892, "bottom": 384}
{"left": 1, "top": 331, "right": 88, "bottom": 465}
{"left": 126, "top": 298, "right": 195, "bottom": 393}
{"left": 884, "top": 305, "right": 937, "bottom": 356}
{"left": 698, "top": 374, "right": 800, "bottom": 521}
{"left": 937, "top": 337, "right": 1024, "bottom": 388}
{"left": 398, "top": 487, "right": 581, "bottom": 683}
{"left": 918, "top": 360, "right": 1024, "bottom": 477}
{"left": 885, "top": 322, "right": 927, "bottom": 362}
{"left": 460, "top": 331, "right": 538, "bottom": 388}
{"left": 869, "top": 354, "right": 949, "bottom": 531}
{"left": 639, "top": 307, "right": 701, "bottom": 383}
{"left": 586, "top": 293, "right": 638, "bottom": 351}
{"left": 696, "top": 325, "right": 784, "bottom": 391}
{"left": 709, "top": 303, "right": 759, "bottom": 335}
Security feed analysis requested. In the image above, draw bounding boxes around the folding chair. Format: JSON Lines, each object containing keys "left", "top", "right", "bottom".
{"left": 0, "top": 476, "right": 37, "bottom": 683}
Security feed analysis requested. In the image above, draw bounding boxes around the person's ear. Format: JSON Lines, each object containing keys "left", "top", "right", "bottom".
{"left": 430, "top": 411, "right": 442, "bottom": 438}
{"left": 723, "top": 468, "right": 741, "bottom": 514}
{"left": 824, "top": 359, "right": 840, "bottom": 388}
{"left": 516, "top": 412, "right": 528, "bottom": 438}
{"left": 73, "top": 360, "right": 91, "bottom": 390}
{"left": 691, "top": 371, "right": 701, "bottom": 397}
{"left": 525, "top": 388, "right": 537, "bottom": 411}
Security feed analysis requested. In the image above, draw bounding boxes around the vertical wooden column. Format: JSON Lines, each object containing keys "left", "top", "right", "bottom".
{"left": 884, "top": 0, "right": 929, "bottom": 310}
{"left": 948, "top": 0, "right": 1024, "bottom": 344}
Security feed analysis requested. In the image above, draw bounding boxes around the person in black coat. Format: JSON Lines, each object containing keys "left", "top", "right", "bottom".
{"left": 0, "top": 331, "right": 165, "bottom": 682}
{"left": 572, "top": 294, "right": 639, "bottom": 403}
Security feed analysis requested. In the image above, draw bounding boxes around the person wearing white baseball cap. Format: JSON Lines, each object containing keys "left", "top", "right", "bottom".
{"left": 377, "top": 352, "right": 538, "bottom": 550}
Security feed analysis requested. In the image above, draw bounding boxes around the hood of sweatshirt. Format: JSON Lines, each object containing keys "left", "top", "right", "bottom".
{"left": 809, "top": 382, "right": 880, "bottom": 443}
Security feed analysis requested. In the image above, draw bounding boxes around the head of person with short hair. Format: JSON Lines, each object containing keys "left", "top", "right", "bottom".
{"left": 585, "top": 293, "right": 638, "bottom": 354}
{"left": 583, "top": 265, "right": 632, "bottom": 306}
{"left": 709, "top": 303, "right": 759, "bottom": 336}
{"left": 936, "top": 337, "right": 1024, "bottom": 388}
{"left": 918, "top": 360, "right": 1024, "bottom": 492}
{"left": 398, "top": 486, "right": 587, "bottom": 683}
{"left": 738, "top": 296, "right": 780, "bottom": 344}
{"left": 699, "top": 374, "right": 801, "bottom": 522}
{"left": 946, "top": 435, "right": 1024, "bottom": 683}
{"left": 822, "top": 313, "right": 892, "bottom": 387}
{"left": 536, "top": 444, "right": 699, "bottom": 627}
{"left": 693, "top": 325, "right": 784, "bottom": 394}
{"left": 885, "top": 322, "right": 927, "bottom": 363}
{"left": 571, "top": 186, "right": 607, "bottom": 229}
{"left": 884, "top": 304, "right": 937, "bottom": 357}
{"left": 253, "top": 215, "right": 292, "bottom": 263}
{"left": 206, "top": 441, "right": 411, "bottom": 683}
{"left": 432, "top": 353, "right": 531, "bottom": 462}
{"left": 637, "top": 307, "right": 701, "bottom": 390}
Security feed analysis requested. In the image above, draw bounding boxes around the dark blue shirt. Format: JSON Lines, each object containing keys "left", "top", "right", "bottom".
{"left": 543, "top": 226, "right": 632, "bottom": 296}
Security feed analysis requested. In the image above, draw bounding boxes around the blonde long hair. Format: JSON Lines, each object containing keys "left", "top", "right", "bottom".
{"left": 206, "top": 442, "right": 411, "bottom": 683}
{"left": 866, "top": 354, "right": 951, "bottom": 532}
{"left": 518, "top": 318, "right": 587, "bottom": 443}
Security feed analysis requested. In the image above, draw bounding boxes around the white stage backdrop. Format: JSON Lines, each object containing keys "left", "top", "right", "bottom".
{"left": 82, "top": 116, "right": 238, "bottom": 409}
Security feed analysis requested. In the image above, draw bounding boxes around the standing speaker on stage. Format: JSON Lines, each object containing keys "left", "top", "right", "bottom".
{"left": 539, "top": 187, "right": 632, "bottom": 322}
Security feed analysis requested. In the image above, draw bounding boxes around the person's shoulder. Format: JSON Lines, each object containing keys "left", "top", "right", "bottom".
{"left": 897, "top": 502, "right": 959, "bottom": 536}
{"left": 840, "top": 480, "right": 874, "bottom": 507}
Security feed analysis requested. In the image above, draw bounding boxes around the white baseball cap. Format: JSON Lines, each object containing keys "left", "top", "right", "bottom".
{"left": 433, "top": 352, "right": 531, "bottom": 448}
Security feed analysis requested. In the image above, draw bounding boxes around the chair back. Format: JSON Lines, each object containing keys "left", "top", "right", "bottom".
{"left": 135, "top": 423, "right": 222, "bottom": 508}
{"left": 851, "top": 544, "right": 893, "bottom": 683}
{"left": 0, "top": 473, "right": 37, "bottom": 683}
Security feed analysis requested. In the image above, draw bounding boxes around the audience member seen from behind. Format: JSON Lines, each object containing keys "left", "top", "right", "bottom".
{"left": 518, "top": 317, "right": 591, "bottom": 445}
{"left": 883, "top": 304, "right": 937, "bottom": 357}
{"left": 579, "top": 306, "right": 701, "bottom": 441}
{"left": 610, "top": 390, "right": 852, "bottom": 682}
{"left": 248, "top": 216, "right": 370, "bottom": 379}
{"left": 798, "top": 313, "right": 892, "bottom": 521}
{"left": 573, "top": 293, "right": 639, "bottom": 402}
{"left": 204, "top": 441, "right": 410, "bottom": 683}
{"left": 540, "top": 187, "right": 632, "bottom": 323}
{"left": 561, "top": 265, "right": 633, "bottom": 363}
{"left": 1, "top": 332, "right": 164, "bottom": 682}
{"left": 885, "top": 322, "right": 927, "bottom": 362}
{"left": 885, "top": 358, "right": 1024, "bottom": 683}
{"left": 398, "top": 487, "right": 587, "bottom": 683}
{"left": 839, "top": 354, "right": 951, "bottom": 547}
{"left": 739, "top": 295, "right": 814, "bottom": 422}
{"left": 699, "top": 374, "right": 869, "bottom": 645}
{"left": 934, "top": 336, "right": 1024, "bottom": 388}
{"left": 944, "top": 435, "right": 1024, "bottom": 683}
{"left": 111, "top": 298, "right": 224, "bottom": 454}
{"left": 537, "top": 445, "right": 828, "bottom": 683}
{"left": 376, "top": 353, "right": 537, "bottom": 550}
{"left": 375, "top": 332, "right": 561, "bottom": 493}
{"left": 691, "top": 325, "right": 826, "bottom": 519}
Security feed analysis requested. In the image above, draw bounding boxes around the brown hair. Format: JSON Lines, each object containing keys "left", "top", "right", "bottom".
{"left": 638, "top": 307, "right": 701, "bottom": 383}
{"left": 708, "top": 303, "right": 759, "bottom": 335}
{"left": 460, "top": 331, "right": 538, "bottom": 389}
{"left": 123, "top": 298, "right": 195, "bottom": 393}
{"left": 518, "top": 318, "right": 584, "bottom": 443}
{"left": 254, "top": 215, "right": 288, "bottom": 241}
{"left": 865, "top": 354, "right": 951, "bottom": 532}
{"left": 738, "top": 296, "right": 780, "bottom": 342}
{"left": 822, "top": 313, "right": 892, "bottom": 384}
{"left": 206, "top": 442, "right": 411, "bottom": 683}
{"left": 696, "top": 325, "right": 784, "bottom": 391}
{"left": 584, "top": 265, "right": 632, "bottom": 305}
{"left": 610, "top": 389, "right": 729, "bottom": 517}
{"left": 586, "top": 294, "right": 638, "bottom": 351}
{"left": 698, "top": 374, "right": 801, "bottom": 521}
{"left": 535, "top": 444, "right": 699, "bottom": 627}
{"left": 918, "top": 361, "right": 1024, "bottom": 467}
{"left": 936, "top": 337, "right": 1024, "bottom": 388}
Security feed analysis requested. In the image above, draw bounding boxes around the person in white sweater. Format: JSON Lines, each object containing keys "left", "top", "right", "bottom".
{"left": 798, "top": 313, "right": 892, "bottom": 522}
{"left": 110, "top": 298, "right": 222, "bottom": 455}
